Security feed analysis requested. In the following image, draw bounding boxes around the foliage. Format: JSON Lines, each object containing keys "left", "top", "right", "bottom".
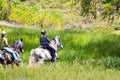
{"left": 80, "top": 0, "right": 97, "bottom": 19}
{"left": 0, "top": 0, "right": 120, "bottom": 28}
{"left": 0, "top": 26, "right": 120, "bottom": 66}
{"left": 8, "top": 2, "right": 64, "bottom": 29}
{"left": 0, "top": 26, "right": 120, "bottom": 79}
{"left": 0, "top": 0, "right": 11, "bottom": 20}
{"left": 99, "top": 57, "right": 120, "bottom": 69}
{"left": 102, "top": 4, "right": 114, "bottom": 20}
{"left": 101, "top": 0, "right": 120, "bottom": 24}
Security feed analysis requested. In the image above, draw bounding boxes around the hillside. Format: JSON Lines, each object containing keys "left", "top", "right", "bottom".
{"left": 1, "top": 0, "right": 120, "bottom": 30}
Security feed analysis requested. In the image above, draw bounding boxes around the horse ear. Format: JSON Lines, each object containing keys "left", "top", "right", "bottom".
{"left": 53, "top": 38, "right": 55, "bottom": 40}
{"left": 20, "top": 38, "right": 23, "bottom": 42}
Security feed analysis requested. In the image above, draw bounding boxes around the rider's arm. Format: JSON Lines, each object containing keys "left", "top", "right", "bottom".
{"left": 46, "top": 36, "right": 50, "bottom": 43}
{"left": 40, "top": 35, "right": 43, "bottom": 44}
{"left": 4, "top": 38, "right": 10, "bottom": 47}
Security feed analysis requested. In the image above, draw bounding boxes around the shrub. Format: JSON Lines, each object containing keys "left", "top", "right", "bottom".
{"left": 99, "top": 57, "right": 120, "bottom": 69}
{"left": 0, "top": 0, "right": 11, "bottom": 20}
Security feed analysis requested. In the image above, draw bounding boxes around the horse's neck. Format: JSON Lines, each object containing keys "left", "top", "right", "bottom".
{"left": 49, "top": 40, "right": 57, "bottom": 51}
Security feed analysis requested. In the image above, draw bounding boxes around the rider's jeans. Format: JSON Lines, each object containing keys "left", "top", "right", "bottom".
{"left": 2, "top": 47, "right": 18, "bottom": 61}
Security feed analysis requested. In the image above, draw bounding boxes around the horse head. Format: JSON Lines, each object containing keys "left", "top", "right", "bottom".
{"left": 11, "top": 39, "right": 24, "bottom": 53}
{"left": 50, "top": 36, "right": 63, "bottom": 50}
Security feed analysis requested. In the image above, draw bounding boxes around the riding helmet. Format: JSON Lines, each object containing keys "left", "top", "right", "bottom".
{"left": 1, "top": 31, "right": 6, "bottom": 36}
{"left": 41, "top": 30, "right": 46, "bottom": 35}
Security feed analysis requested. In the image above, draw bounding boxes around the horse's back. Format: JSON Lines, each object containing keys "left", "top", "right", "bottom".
{"left": 31, "top": 47, "right": 52, "bottom": 60}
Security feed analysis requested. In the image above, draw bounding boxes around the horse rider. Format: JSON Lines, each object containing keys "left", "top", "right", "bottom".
{"left": 40, "top": 30, "right": 56, "bottom": 62}
{"left": 0, "top": 31, "right": 21, "bottom": 63}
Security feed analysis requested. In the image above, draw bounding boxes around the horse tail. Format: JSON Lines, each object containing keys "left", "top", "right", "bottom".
{"left": 28, "top": 49, "right": 35, "bottom": 66}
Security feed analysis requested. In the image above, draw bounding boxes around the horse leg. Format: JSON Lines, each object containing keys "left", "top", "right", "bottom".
{"left": 2, "top": 64, "right": 6, "bottom": 69}
{"left": 29, "top": 49, "right": 37, "bottom": 66}
{"left": 2, "top": 60, "right": 7, "bottom": 69}
{"left": 32, "top": 55, "right": 36, "bottom": 65}
{"left": 11, "top": 63, "right": 14, "bottom": 69}
{"left": 37, "top": 58, "right": 44, "bottom": 65}
{"left": 15, "top": 62, "right": 19, "bottom": 67}
{"left": 28, "top": 55, "right": 34, "bottom": 66}
{"left": 55, "top": 52, "right": 59, "bottom": 59}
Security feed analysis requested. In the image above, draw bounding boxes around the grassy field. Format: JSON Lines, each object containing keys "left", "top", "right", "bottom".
{"left": 0, "top": 26, "right": 120, "bottom": 80}
{"left": 0, "top": 63, "right": 120, "bottom": 80}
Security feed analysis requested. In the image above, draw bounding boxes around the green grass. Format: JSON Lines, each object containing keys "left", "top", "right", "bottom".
{"left": 1, "top": 26, "right": 120, "bottom": 63}
{"left": 0, "top": 26, "right": 120, "bottom": 79}
{"left": 0, "top": 62, "right": 120, "bottom": 80}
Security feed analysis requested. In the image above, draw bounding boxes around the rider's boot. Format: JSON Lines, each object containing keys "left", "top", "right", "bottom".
{"left": 51, "top": 56, "right": 56, "bottom": 62}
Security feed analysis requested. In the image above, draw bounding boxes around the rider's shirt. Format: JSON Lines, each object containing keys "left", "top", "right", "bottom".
{"left": 0, "top": 37, "right": 9, "bottom": 48}
{"left": 0, "top": 37, "right": 20, "bottom": 62}
{"left": 40, "top": 35, "right": 49, "bottom": 46}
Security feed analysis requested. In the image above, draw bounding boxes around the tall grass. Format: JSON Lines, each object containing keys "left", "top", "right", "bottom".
{"left": 0, "top": 26, "right": 120, "bottom": 64}
{"left": 0, "top": 62, "right": 120, "bottom": 80}
{"left": 0, "top": 26, "right": 120, "bottom": 79}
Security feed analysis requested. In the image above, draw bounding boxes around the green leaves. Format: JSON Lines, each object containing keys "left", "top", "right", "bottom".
{"left": 102, "top": 3, "right": 114, "bottom": 19}
{"left": 1, "top": 0, "right": 120, "bottom": 27}
{"left": 80, "top": 0, "right": 120, "bottom": 24}
{"left": 102, "top": 0, "right": 119, "bottom": 4}
{"left": 0, "top": 0, "right": 11, "bottom": 20}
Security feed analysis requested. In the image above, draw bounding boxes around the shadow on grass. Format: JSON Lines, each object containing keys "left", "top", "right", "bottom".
{"left": 60, "top": 34, "right": 120, "bottom": 63}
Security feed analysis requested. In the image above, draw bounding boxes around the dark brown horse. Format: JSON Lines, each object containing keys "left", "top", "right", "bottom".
{"left": 0, "top": 39, "right": 24, "bottom": 69}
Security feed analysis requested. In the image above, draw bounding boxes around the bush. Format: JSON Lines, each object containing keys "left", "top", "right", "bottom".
{"left": 0, "top": 0, "right": 11, "bottom": 20}
{"left": 114, "top": 25, "right": 120, "bottom": 30}
{"left": 8, "top": 2, "right": 64, "bottom": 29}
{"left": 99, "top": 57, "right": 120, "bottom": 69}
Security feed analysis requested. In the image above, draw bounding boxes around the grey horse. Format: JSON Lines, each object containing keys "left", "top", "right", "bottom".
{"left": 0, "top": 39, "right": 24, "bottom": 69}
{"left": 28, "top": 36, "right": 63, "bottom": 66}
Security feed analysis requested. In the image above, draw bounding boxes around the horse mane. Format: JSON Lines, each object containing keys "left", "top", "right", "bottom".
{"left": 11, "top": 39, "right": 23, "bottom": 53}
{"left": 50, "top": 37, "right": 56, "bottom": 45}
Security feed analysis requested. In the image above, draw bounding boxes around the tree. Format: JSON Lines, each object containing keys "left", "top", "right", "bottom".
{"left": 80, "top": 0, "right": 97, "bottom": 19}
{"left": 0, "top": 0, "right": 11, "bottom": 20}
{"left": 80, "top": 0, "right": 120, "bottom": 24}
{"left": 101, "top": 0, "right": 120, "bottom": 24}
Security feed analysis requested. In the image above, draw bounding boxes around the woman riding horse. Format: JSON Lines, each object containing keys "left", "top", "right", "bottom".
{"left": 40, "top": 30, "right": 56, "bottom": 62}
{"left": 0, "top": 31, "right": 21, "bottom": 63}
{"left": 0, "top": 38, "right": 24, "bottom": 68}
{"left": 29, "top": 35, "right": 63, "bottom": 66}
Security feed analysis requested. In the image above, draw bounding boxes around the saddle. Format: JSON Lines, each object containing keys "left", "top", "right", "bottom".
{"left": 39, "top": 46, "right": 52, "bottom": 54}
